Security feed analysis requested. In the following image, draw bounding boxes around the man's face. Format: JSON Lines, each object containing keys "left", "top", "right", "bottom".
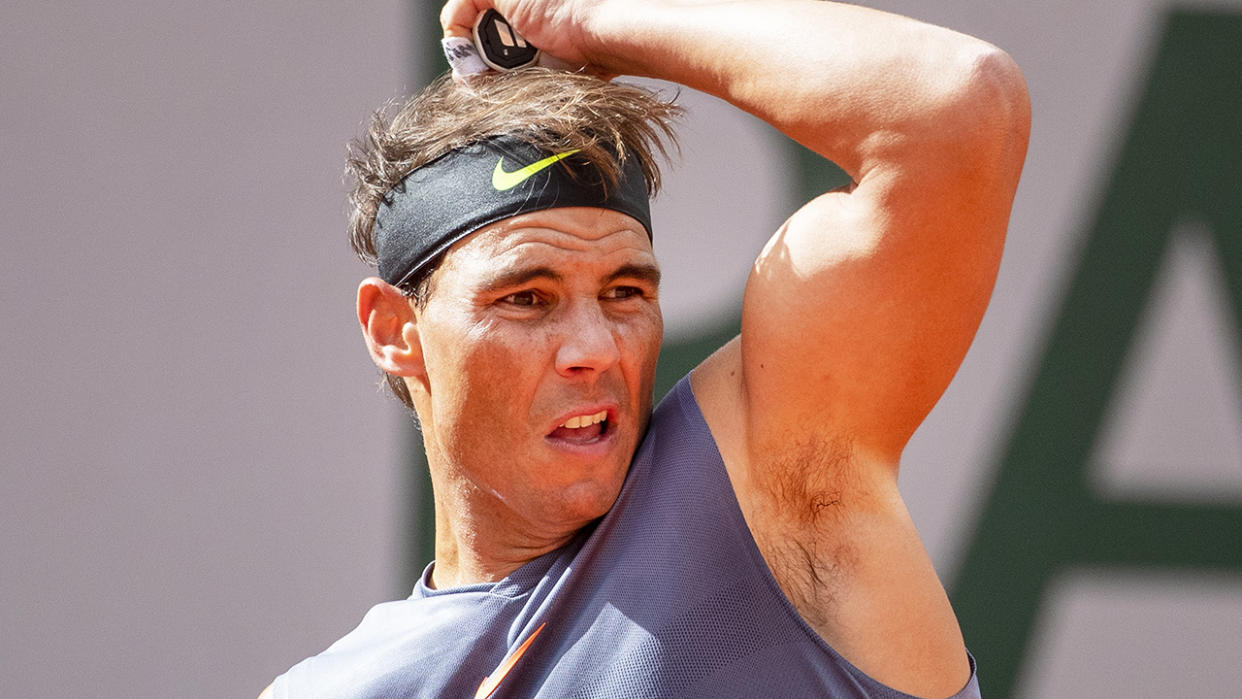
{"left": 412, "top": 207, "right": 663, "bottom": 538}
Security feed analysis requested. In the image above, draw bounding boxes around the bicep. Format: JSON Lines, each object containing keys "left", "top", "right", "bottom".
{"left": 739, "top": 148, "right": 1015, "bottom": 461}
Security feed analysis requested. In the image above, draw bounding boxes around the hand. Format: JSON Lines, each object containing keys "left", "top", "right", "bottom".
{"left": 439, "top": 0, "right": 610, "bottom": 73}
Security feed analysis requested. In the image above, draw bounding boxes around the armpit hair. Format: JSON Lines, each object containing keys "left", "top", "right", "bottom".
{"left": 750, "top": 434, "right": 865, "bottom": 627}
{"left": 759, "top": 434, "right": 861, "bottom": 526}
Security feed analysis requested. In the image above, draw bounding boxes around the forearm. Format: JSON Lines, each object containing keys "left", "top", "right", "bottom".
{"left": 583, "top": 0, "right": 1023, "bottom": 178}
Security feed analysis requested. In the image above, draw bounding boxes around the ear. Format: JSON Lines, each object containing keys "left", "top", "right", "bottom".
{"left": 357, "top": 277, "right": 425, "bottom": 378}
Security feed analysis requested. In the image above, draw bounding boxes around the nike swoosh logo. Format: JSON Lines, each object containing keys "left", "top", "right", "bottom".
{"left": 491, "top": 150, "right": 580, "bottom": 191}
{"left": 475, "top": 622, "right": 546, "bottom": 699}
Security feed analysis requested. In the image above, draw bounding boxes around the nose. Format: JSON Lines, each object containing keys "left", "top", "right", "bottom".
{"left": 554, "top": 300, "right": 621, "bottom": 378}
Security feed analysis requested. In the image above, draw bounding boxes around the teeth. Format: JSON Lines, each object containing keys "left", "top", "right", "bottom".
{"left": 561, "top": 410, "right": 608, "bottom": 429}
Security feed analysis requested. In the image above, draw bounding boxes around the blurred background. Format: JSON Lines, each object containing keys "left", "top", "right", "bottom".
{"left": 2, "top": 1, "right": 1239, "bottom": 697}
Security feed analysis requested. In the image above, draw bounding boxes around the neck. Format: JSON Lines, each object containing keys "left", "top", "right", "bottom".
{"left": 426, "top": 463, "right": 580, "bottom": 590}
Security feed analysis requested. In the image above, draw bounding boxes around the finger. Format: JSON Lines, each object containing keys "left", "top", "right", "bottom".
{"left": 440, "top": 0, "right": 494, "bottom": 38}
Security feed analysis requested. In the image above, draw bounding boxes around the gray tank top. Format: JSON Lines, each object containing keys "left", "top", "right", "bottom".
{"left": 274, "top": 376, "right": 980, "bottom": 698}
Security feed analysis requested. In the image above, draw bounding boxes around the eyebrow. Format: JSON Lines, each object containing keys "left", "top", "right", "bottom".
{"left": 480, "top": 262, "right": 661, "bottom": 292}
{"left": 480, "top": 266, "right": 563, "bottom": 292}
{"left": 604, "top": 263, "right": 662, "bottom": 289}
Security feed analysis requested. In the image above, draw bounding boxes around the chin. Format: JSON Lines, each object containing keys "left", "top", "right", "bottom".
{"left": 551, "top": 474, "right": 626, "bottom": 526}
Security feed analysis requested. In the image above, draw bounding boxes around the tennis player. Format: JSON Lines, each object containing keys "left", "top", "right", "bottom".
{"left": 264, "top": 1, "right": 1029, "bottom": 696}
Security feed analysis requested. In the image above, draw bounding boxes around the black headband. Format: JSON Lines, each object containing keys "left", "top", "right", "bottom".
{"left": 373, "top": 135, "right": 652, "bottom": 288}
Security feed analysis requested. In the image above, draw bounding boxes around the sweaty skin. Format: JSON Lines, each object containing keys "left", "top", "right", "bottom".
{"left": 362, "top": 207, "right": 662, "bottom": 589}
{"left": 262, "top": 2, "right": 1030, "bottom": 698}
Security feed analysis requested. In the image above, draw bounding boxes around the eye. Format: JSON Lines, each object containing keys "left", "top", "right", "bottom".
{"left": 602, "top": 286, "right": 643, "bottom": 300}
{"left": 501, "top": 290, "right": 542, "bottom": 307}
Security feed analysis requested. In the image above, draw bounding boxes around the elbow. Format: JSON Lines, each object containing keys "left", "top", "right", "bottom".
{"left": 959, "top": 45, "right": 1032, "bottom": 153}
{"left": 930, "top": 43, "right": 1031, "bottom": 177}
{"left": 969, "top": 46, "right": 1031, "bottom": 141}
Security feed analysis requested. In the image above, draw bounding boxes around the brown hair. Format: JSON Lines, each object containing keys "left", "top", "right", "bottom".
{"left": 345, "top": 69, "right": 682, "bottom": 412}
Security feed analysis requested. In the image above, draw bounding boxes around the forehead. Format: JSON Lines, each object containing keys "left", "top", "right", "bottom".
{"left": 438, "top": 207, "right": 657, "bottom": 284}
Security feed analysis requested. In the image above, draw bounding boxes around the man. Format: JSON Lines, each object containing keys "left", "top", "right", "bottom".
{"left": 265, "top": 1, "right": 1029, "bottom": 696}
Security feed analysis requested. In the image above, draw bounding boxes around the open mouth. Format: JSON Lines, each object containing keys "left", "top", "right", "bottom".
{"left": 547, "top": 409, "right": 611, "bottom": 445}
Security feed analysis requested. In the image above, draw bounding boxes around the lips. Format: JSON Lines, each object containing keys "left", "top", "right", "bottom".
{"left": 546, "top": 407, "right": 615, "bottom": 446}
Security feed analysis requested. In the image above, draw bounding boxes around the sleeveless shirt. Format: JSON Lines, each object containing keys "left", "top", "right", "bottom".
{"left": 273, "top": 376, "right": 981, "bottom": 698}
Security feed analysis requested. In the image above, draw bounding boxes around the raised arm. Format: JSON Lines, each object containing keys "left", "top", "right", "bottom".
{"left": 444, "top": 0, "right": 1029, "bottom": 460}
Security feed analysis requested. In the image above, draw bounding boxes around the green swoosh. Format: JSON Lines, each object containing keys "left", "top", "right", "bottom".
{"left": 491, "top": 149, "right": 581, "bottom": 191}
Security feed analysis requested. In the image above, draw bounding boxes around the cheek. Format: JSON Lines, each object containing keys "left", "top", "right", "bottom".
{"left": 620, "top": 308, "right": 663, "bottom": 374}
{"left": 427, "top": 321, "right": 544, "bottom": 427}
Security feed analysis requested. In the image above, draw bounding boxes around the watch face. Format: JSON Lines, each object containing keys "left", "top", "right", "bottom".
{"left": 474, "top": 9, "right": 540, "bottom": 71}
